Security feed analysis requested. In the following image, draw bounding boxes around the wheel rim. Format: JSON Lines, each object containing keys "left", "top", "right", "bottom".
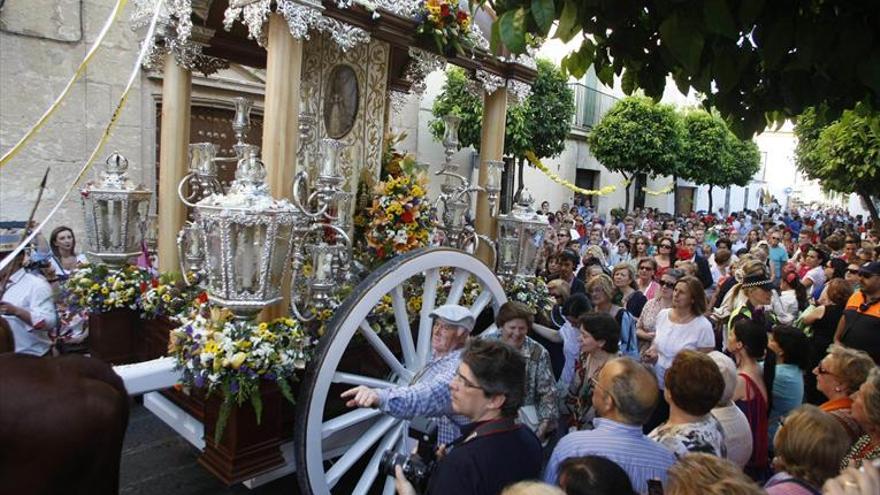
{"left": 294, "top": 247, "right": 507, "bottom": 495}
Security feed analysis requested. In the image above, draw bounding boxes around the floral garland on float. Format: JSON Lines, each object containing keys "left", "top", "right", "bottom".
{"left": 61, "top": 263, "right": 152, "bottom": 314}
{"left": 361, "top": 132, "right": 432, "bottom": 265}
{"left": 501, "top": 275, "right": 554, "bottom": 315}
{"left": 168, "top": 297, "right": 314, "bottom": 441}
{"left": 140, "top": 271, "right": 204, "bottom": 320}
{"left": 416, "top": 0, "right": 475, "bottom": 56}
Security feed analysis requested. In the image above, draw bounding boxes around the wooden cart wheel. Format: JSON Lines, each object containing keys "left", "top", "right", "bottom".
{"left": 294, "top": 247, "right": 507, "bottom": 495}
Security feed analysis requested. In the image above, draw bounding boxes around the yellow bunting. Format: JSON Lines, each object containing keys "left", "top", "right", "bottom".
{"left": 643, "top": 182, "right": 675, "bottom": 196}
{"left": 0, "top": 0, "right": 164, "bottom": 272}
{"left": 0, "top": 0, "right": 130, "bottom": 169}
{"left": 525, "top": 150, "right": 618, "bottom": 196}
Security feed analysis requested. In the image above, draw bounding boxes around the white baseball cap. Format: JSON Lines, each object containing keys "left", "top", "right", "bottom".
{"left": 429, "top": 304, "right": 475, "bottom": 332}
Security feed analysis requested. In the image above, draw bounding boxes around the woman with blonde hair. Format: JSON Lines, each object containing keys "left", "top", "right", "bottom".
{"left": 813, "top": 343, "right": 875, "bottom": 442}
{"left": 842, "top": 367, "right": 880, "bottom": 469}
{"left": 765, "top": 405, "right": 850, "bottom": 494}
{"left": 611, "top": 262, "right": 647, "bottom": 318}
{"left": 667, "top": 453, "right": 764, "bottom": 495}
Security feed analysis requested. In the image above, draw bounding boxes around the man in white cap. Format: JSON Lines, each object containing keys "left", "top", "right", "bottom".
{"left": 341, "top": 304, "right": 475, "bottom": 445}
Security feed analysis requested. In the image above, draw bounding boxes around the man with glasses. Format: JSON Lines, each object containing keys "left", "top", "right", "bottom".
{"left": 544, "top": 357, "right": 675, "bottom": 492}
{"left": 768, "top": 229, "right": 789, "bottom": 284}
{"left": 341, "top": 304, "right": 475, "bottom": 445}
{"left": 394, "top": 339, "right": 542, "bottom": 495}
{"left": 836, "top": 262, "right": 880, "bottom": 364}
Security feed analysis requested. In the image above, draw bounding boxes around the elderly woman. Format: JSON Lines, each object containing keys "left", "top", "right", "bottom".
{"left": 635, "top": 257, "right": 660, "bottom": 300}
{"left": 802, "top": 279, "right": 854, "bottom": 404}
{"left": 636, "top": 269, "right": 683, "bottom": 355}
{"left": 765, "top": 405, "right": 851, "bottom": 494}
{"left": 841, "top": 367, "right": 880, "bottom": 469}
{"left": 563, "top": 312, "right": 619, "bottom": 430}
{"left": 709, "top": 351, "right": 753, "bottom": 468}
{"left": 814, "top": 344, "right": 876, "bottom": 442}
{"left": 649, "top": 350, "right": 727, "bottom": 458}
{"left": 483, "top": 301, "right": 558, "bottom": 442}
{"left": 612, "top": 262, "right": 647, "bottom": 318}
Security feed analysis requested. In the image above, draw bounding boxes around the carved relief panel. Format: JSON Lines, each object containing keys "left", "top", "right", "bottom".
{"left": 299, "top": 33, "right": 389, "bottom": 194}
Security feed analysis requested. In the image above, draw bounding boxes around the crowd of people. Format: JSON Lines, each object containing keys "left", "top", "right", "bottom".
{"left": 351, "top": 201, "right": 880, "bottom": 495}
{"left": 3, "top": 200, "right": 880, "bottom": 495}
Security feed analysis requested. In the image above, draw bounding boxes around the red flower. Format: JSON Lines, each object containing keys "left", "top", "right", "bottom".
{"left": 140, "top": 282, "right": 148, "bottom": 293}
{"left": 401, "top": 211, "right": 414, "bottom": 223}
{"left": 151, "top": 278, "right": 159, "bottom": 288}
{"left": 377, "top": 247, "right": 386, "bottom": 259}
{"left": 196, "top": 292, "right": 208, "bottom": 304}
{"left": 440, "top": 3, "right": 450, "bottom": 17}
{"left": 457, "top": 10, "right": 468, "bottom": 22}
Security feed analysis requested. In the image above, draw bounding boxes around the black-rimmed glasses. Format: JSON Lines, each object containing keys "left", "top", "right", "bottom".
{"left": 454, "top": 370, "right": 484, "bottom": 390}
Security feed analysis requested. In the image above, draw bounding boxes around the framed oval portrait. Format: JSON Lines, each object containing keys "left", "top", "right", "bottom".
{"left": 323, "top": 64, "right": 359, "bottom": 139}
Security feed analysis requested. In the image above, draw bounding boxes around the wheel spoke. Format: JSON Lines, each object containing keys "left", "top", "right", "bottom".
{"left": 445, "top": 268, "right": 468, "bottom": 306}
{"left": 333, "top": 371, "right": 397, "bottom": 389}
{"left": 391, "top": 286, "right": 417, "bottom": 369}
{"left": 352, "top": 422, "right": 405, "bottom": 495}
{"left": 382, "top": 476, "right": 396, "bottom": 495}
{"left": 358, "top": 321, "right": 413, "bottom": 381}
{"left": 326, "top": 415, "right": 399, "bottom": 488}
{"left": 470, "top": 287, "right": 492, "bottom": 316}
{"left": 322, "top": 408, "right": 384, "bottom": 440}
{"left": 417, "top": 268, "right": 440, "bottom": 364}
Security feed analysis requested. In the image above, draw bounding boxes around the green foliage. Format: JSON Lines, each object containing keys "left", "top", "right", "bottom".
{"left": 430, "top": 59, "right": 574, "bottom": 161}
{"left": 587, "top": 96, "right": 684, "bottom": 210}
{"left": 587, "top": 96, "right": 684, "bottom": 180}
{"left": 813, "top": 111, "right": 880, "bottom": 198}
{"left": 727, "top": 138, "right": 762, "bottom": 187}
{"left": 679, "top": 110, "right": 736, "bottom": 187}
{"left": 481, "top": 0, "right": 880, "bottom": 138}
{"left": 793, "top": 107, "right": 826, "bottom": 180}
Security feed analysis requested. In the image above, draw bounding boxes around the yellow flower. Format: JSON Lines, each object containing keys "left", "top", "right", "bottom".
{"left": 258, "top": 322, "right": 268, "bottom": 331}
{"left": 411, "top": 185, "right": 424, "bottom": 197}
{"left": 230, "top": 352, "right": 247, "bottom": 369}
{"left": 91, "top": 283, "right": 100, "bottom": 291}
{"left": 204, "top": 339, "right": 220, "bottom": 355}
{"left": 101, "top": 287, "right": 110, "bottom": 296}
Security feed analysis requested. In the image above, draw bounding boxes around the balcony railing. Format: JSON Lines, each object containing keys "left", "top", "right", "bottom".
{"left": 569, "top": 83, "right": 619, "bottom": 130}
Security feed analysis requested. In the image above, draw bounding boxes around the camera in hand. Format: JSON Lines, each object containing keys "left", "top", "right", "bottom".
{"left": 378, "top": 417, "right": 438, "bottom": 492}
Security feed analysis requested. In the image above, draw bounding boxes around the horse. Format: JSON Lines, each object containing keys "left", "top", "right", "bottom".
{"left": 0, "top": 353, "right": 130, "bottom": 494}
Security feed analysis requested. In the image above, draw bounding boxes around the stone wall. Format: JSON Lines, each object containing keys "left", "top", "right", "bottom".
{"left": 0, "top": 0, "right": 154, "bottom": 244}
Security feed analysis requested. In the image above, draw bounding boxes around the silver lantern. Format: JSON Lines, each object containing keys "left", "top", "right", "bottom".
{"left": 81, "top": 153, "right": 152, "bottom": 267}
{"left": 496, "top": 189, "right": 548, "bottom": 277}
{"left": 193, "top": 154, "right": 300, "bottom": 320}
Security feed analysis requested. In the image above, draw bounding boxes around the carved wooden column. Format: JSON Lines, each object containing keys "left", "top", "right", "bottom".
{"left": 157, "top": 53, "right": 192, "bottom": 272}
{"left": 261, "top": 13, "right": 303, "bottom": 320}
{"left": 475, "top": 87, "right": 508, "bottom": 265}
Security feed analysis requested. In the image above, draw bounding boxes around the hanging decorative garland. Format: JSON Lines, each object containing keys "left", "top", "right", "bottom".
{"left": 643, "top": 182, "right": 675, "bottom": 196}
{"left": 525, "top": 151, "right": 619, "bottom": 196}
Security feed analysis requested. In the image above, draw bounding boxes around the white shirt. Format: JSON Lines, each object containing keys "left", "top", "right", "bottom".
{"left": 2, "top": 269, "right": 57, "bottom": 356}
{"left": 711, "top": 404, "right": 753, "bottom": 468}
{"left": 653, "top": 309, "right": 714, "bottom": 388}
{"left": 777, "top": 290, "right": 799, "bottom": 325}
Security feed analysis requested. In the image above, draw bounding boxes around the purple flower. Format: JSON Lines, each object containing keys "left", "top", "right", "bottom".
{"left": 194, "top": 374, "right": 205, "bottom": 388}
{"left": 229, "top": 380, "right": 239, "bottom": 393}
{"left": 265, "top": 372, "right": 276, "bottom": 381}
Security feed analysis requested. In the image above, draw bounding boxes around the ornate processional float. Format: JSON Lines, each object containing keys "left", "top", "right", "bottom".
{"left": 103, "top": 0, "right": 549, "bottom": 492}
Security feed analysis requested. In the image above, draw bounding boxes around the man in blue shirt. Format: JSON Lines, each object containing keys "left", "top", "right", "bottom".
{"left": 545, "top": 357, "right": 676, "bottom": 493}
{"left": 768, "top": 230, "right": 789, "bottom": 284}
{"left": 341, "top": 304, "right": 474, "bottom": 445}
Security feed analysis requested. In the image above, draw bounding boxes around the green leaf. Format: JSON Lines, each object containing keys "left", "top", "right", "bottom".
{"left": 659, "top": 13, "right": 705, "bottom": 74}
{"left": 250, "top": 390, "right": 263, "bottom": 425}
{"left": 621, "top": 68, "right": 636, "bottom": 95}
{"left": 760, "top": 16, "right": 793, "bottom": 69}
{"left": 554, "top": 0, "right": 580, "bottom": 43}
{"left": 564, "top": 39, "right": 595, "bottom": 79}
{"left": 738, "top": 0, "right": 765, "bottom": 26}
{"left": 214, "top": 398, "right": 233, "bottom": 444}
{"left": 499, "top": 8, "right": 528, "bottom": 54}
{"left": 703, "top": 0, "right": 738, "bottom": 38}
{"left": 490, "top": 17, "right": 502, "bottom": 55}
{"left": 530, "top": 0, "right": 555, "bottom": 36}
{"left": 597, "top": 62, "right": 614, "bottom": 88}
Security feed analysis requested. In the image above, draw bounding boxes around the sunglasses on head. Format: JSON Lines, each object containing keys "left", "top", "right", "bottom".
{"left": 847, "top": 269, "right": 860, "bottom": 275}
{"left": 659, "top": 280, "right": 676, "bottom": 289}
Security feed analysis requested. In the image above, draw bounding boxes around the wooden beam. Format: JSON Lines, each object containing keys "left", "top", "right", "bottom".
{"left": 260, "top": 13, "right": 303, "bottom": 321}
{"left": 475, "top": 88, "right": 507, "bottom": 266}
{"left": 157, "top": 54, "right": 192, "bottom": 273}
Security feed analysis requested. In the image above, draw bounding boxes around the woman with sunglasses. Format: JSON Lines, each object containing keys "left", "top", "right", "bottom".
{"left": 845, "top": 262, "right": 863, "bottom": 290}
{"left": 813, "top": 344, "right": 875, "bottom": 443}
{"left": 653, "top": 237, "right": 677, "bottom": 280}
{"left": 636, "top": 270, "right": 683, "bottom": 356}
{"left": 802, "top": 279, "right": 854, "bottom": 404}
{"left": 635, "top": 258, "right": 660, "bottom": 300}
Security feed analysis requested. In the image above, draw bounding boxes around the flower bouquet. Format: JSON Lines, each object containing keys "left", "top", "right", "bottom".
{"left": 502, "top": 275, "right": 554, "bottom": 315}
{"left": 168, "top": 301, "right": 313, "bottom": 441}
{"left": 364, "top": 155, "right": 431, "bottom": 264}
{"left": 140, "top": 271, "right": 204, "bottom": 320}
{"left": 61, "top": 263, "right": 152, "bottom": 314}
{"left": 417, "top": 0, "right": 475, "bottom": 56}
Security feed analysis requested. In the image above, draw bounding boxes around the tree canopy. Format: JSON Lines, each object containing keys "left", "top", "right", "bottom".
{"left": 587, "top": 96, "right": 683, "bottom": 210}
{"left": 678, "top": 110, "right": 760, "bottom": 211}
{"left": 483, "top": 0, "right": 880, "bottom": 139}
{"left": 795, "top": 108, "right": 880, "bottom": 226}
{"left": 430, "top": 59, "right": 574, "bottom": 162}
